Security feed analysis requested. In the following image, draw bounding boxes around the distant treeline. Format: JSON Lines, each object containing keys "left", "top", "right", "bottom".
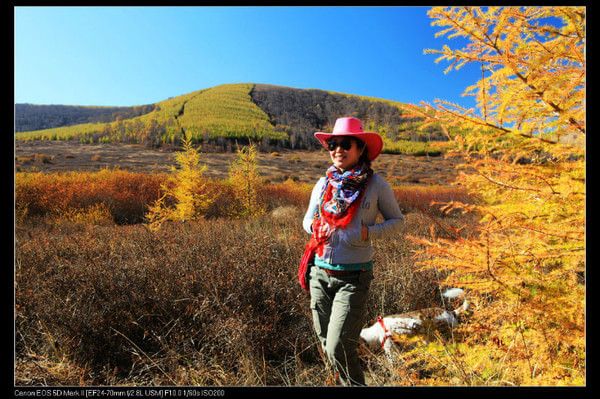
{"left": 15, "top": 103, "right": 156, "bottom": 132}
{"left": 251, "top": 84, "right": 447, "bottom": 150}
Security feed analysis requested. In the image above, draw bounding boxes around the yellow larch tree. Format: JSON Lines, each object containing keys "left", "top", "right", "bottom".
{"left": 145, "top": 133, "right": 214, "bottom": 231}
{"left": 228, "top": 143, "right": 266, "bottom": 218}
{"left": 400, "top": 6, "right": 585, "bottom": 385}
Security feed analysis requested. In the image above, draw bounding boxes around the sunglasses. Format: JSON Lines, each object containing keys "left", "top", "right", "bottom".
{"left": 327, "top": 137, "right": 354, "bottom": 151}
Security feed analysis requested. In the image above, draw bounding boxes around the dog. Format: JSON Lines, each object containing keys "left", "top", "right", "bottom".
{"left": 359, "top": 288, "right": 469, "bottom": 362}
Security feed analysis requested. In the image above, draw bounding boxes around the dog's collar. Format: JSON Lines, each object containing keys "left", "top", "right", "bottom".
{"left": 377, "top": 315, "right": 391, "bottom": 349}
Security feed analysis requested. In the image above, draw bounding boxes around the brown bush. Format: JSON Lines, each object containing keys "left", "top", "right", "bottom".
{"left": 16, "top": 155, "right": 35, "bottom": 164}
{"left": 15, "top": 170, "right": 480, "bottom": 385}
{"left": 15, "top": 218, "right": 312, "bottom": 384}
{"left": 15, "top": 212, "right": 460, "bottom": 385}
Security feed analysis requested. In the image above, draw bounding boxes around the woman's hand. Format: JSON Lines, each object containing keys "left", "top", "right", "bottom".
{"left": 313, "top": 219, "right": 334, "bottom": 241}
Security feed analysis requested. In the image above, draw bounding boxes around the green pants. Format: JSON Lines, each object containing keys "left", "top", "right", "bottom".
{"left": 308, "top": 265, "right": 374, "bottom": 386}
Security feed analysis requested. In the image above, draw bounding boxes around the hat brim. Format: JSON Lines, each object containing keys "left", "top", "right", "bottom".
{"left": 314, "top": 131, "right": 383, "bottom": 161}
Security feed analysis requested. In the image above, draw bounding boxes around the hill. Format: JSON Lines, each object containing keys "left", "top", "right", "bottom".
{"left": 15, "top": 83, "right": 447, "bottom": 152}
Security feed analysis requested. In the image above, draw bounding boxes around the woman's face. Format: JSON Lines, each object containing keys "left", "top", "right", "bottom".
{"left": 328, "top": 136, "right": 364, "bottom": 172}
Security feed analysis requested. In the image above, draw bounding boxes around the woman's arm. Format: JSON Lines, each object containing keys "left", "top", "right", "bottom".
{"left": 303, "top": 177, "right": 326, "bottom": 235}
{"left": 367, "top": 178, "right": 404, "bottom": 240}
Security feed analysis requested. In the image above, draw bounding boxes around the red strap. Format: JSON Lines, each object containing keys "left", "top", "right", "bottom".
{"left": 377, "top": 315, "right": 390, "bottom": 349}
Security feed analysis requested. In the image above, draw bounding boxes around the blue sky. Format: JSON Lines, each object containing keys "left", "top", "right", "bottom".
{"left": 15, "top": 6, "right": 480, "bottom": 108}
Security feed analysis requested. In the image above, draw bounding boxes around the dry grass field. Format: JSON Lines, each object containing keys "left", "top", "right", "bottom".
{"left": 15, "top": 140, "right": 483, "bottom": 387}
{"left": 15, "top": 140, "right": 465, "bottom": 185}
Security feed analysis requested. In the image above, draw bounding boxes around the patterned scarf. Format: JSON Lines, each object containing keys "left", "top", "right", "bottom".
{"left": 322, "top": 163, "right": 373, "bottom": 217}
{"left": 298, "top": 162, "right": 373, "bottom": 291}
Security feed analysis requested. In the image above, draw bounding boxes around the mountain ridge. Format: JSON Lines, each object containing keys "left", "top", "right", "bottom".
{"left": 15, "top": 83, "right": 446, "bottom": 150}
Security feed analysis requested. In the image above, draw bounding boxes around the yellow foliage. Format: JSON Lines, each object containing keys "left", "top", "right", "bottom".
{"left": 57, "top": 203, "right": 114, "bottom": 226}
{"left": 228, "top": 143, "right": 266, "bottom": 218}
{"left": 403, "top": 6, "right": 586, "bottom": 385}
{"left": 145, "top": 134, "right": 214, "bottom": 231}
{"left": 423, "top": 6, "right": 585, "bottom": 141}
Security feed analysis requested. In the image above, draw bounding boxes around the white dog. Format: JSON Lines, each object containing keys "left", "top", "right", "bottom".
{"left": 359, "top": 288, "right": 469, "bottom": 361}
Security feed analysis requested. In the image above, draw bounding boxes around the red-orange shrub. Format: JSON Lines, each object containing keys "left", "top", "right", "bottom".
{"left": 16, "top": 170, "right": 167, "bottom": 224}
{"left": 16, "top": 171, "right": 475, "bottom": 226}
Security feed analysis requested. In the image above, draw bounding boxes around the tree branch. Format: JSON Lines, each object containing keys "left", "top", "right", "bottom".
{"left": 475, "top": 169, "right": 542, "bottom": 193}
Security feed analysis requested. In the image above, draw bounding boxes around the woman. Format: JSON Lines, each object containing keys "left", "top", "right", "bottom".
{"left": 300, "top": 116, "right": 404, "bottom": 386}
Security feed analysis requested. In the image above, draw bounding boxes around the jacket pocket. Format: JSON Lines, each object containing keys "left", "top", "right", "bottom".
{"left": 339, "top": 226, "right": 370, "bottom": 248}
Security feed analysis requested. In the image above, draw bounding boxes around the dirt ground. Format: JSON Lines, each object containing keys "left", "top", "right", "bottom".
{"left": 14, "top": 140, "right": 466, "bottom": 185}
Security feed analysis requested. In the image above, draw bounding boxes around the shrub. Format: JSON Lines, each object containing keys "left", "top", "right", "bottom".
{"left": 15, "top": 213, "right": 454, "bottom": 385}
{"left": 16, "top": 170, "right": 165, "bottom": 225}
{"left": 16, "top": 171, "right": 474, "bottom": 225}
{"left": 382, "top": 139, "right": 451, "bottom": 156}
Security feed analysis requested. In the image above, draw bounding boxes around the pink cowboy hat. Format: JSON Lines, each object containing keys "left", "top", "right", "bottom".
{"left": 314, "top": 117, "right": 384, "bottom": 161}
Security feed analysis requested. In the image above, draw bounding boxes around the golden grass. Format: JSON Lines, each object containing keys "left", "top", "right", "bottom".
{"left": 16, "top": 210, "right": 474, "bottom": 386}
{"left": 15, "top": 169, "right": 484, "bottom": 386}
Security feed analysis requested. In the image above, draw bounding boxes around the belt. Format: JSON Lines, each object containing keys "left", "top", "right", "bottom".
{"left": 318, "top": 267, "right": 362, "bottom": 277}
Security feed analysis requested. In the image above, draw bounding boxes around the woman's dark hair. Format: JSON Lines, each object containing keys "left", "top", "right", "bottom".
{"left": 353, "top": 137, "right": 372, "bottom": 169}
